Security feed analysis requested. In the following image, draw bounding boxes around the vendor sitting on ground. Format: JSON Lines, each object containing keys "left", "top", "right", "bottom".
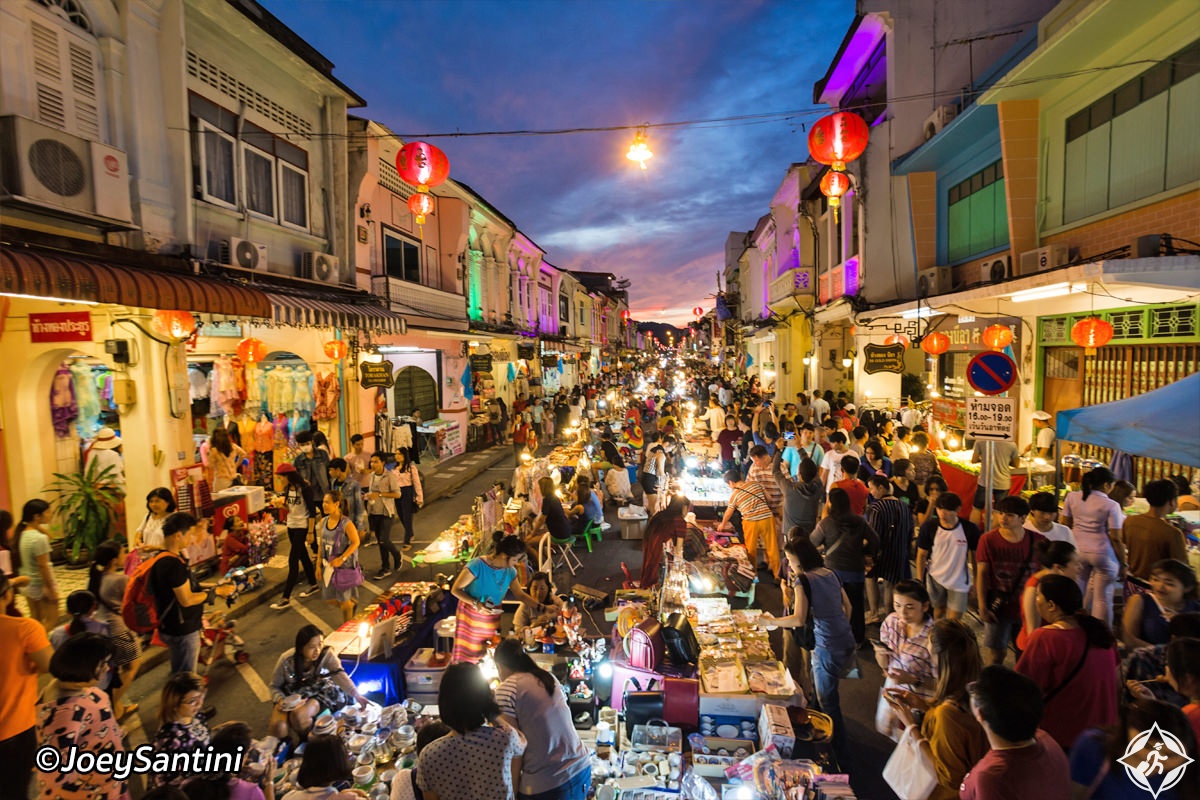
{"left": 566, "top": 475, "right": 604, "bottom": 537}
{"left": 512, "top": 571, "right": 563, "bottom": 637}
{"left": 268, "top": 624, "right": 369, "bottom": 742}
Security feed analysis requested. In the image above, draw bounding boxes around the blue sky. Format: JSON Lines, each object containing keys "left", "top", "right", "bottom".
{"left": 261, "top": 0, "right": 854, "bottom": 324}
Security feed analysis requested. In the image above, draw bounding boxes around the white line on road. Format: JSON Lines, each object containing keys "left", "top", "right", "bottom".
{"left": 285, "top": 600, "right": 333, "bottom": 634}
{"left": 237, "top": 662, "right": 273, "bottom": 702}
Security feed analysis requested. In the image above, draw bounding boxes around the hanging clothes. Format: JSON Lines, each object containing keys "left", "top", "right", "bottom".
{"left": 266, "top": 367, "right": 292, "bottom": 415}
{"left": 292, "top": 367, "right": 315, "bottom": 413}
{"left": 71, "top": 362, "right": 101, "bottom": 438}
{"left": 50, "top": 366, "right": 78, "bottom": 438}
{"left": 313, "top": 371, "right": 341, "bottom": 421}
{"left": 244, "top": 363, "right": 263, "bottom": 413}
{"left": 392, "top": 421, "right": 413, "bottom": 452}
{"left": 254, "top": 416, "right": 275, "bottom": 453}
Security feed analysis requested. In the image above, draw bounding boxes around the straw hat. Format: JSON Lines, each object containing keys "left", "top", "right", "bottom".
{"left": 91, "top": 427, "right": 122, "bottom": 450}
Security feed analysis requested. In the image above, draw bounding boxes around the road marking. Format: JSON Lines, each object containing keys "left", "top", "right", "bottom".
{"left": 288, "top": 600, "right": 333, "bottom": 634}
{"left": 238, "top": 662, "right": 273, "bottom": 702}
{"left": 444, "top": 466, "right": 468, "bottom": 472}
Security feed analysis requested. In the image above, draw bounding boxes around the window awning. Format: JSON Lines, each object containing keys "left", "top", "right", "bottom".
{"left": 0, "top": 246, "right": 272, "bottom": 317}
{"left": 267, "top": 292, "right": 407, "bottom": 335}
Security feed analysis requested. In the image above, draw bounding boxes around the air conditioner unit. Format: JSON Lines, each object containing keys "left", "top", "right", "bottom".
{"left": 922, "top": 105, "right": 958, "bottom": 141}
{"left": 221, "top": 238, "right": 268, "bottom": 271}
{"left": 303, "top": 251, "right": 340, "bottom": 284}
{"left": 916, "top": 266, "right": 952, "bottom": 298}
{"left": 1018, "top": 245, "right": 1068, "bottom": 276}
{"left": 0, "top": 115, "right": 132, "bottom": 223}
{"left": 978, "top": 255, "right": 1011, "bottom": 285}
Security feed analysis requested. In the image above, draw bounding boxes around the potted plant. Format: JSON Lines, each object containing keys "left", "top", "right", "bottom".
{"left": 47, "top": 459, "right": 122, "bottom": 567}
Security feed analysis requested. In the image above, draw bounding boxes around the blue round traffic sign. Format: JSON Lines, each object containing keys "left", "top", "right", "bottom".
{"left": 966, "top": 351, "right": 1017, "bottom": 396}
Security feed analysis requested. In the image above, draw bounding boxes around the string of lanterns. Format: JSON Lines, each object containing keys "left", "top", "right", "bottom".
{"left": 396, "top": 141, "right": 451, "bottom": 226}
{"left": 809, "top": 111, "right": 869, "bottom": 222}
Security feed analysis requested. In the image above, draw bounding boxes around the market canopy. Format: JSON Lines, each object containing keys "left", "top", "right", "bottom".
{"left": 1056, "top": 373, "right": 1200, "bottom": 468}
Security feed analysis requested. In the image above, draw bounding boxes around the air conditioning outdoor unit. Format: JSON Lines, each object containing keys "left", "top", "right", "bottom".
{"left": 1018, "top": 245, "right": 1068, "bottom": 276}
{"left": 978, "top": 255, "right": 1011, "bottom": 285}
{"left": 0, "top": 115, "right": 132, "bottom": 223}
{"left": 916, "top": 266, "right": 952, "bottom": 298}
{"left": 922, "top": 105, "right": 958, "bottom": 141}
{"left": 303, "top": 251, "right": 340, "bottom": 284}
{"left": 221, "top": 238, "right": 268, "bottom": 271}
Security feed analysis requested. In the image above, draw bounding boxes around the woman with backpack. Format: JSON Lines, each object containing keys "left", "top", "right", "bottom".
{"left": 316, "top": 490, "right": 361, "bottom": 623}
{"left": 269, "top": 464, "right": 320, "bottom": 611}
{"left": 88, "top": 539, "right": 142, "bottom": 719}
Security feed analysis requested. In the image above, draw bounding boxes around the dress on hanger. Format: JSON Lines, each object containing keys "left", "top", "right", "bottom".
{"left": 50, "top": 367, "right": 78, "bottom": 438}
{"left": 313, "top": 371, "right": 341, "bottom": 421}
{"left": 292, "top": 367, "right": 314, "bottom": 413}
{"left": 71, "top": 362, "right": 101, "bottom": 437}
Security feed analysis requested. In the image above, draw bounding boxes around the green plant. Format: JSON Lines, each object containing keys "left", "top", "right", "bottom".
{"left": 901, "top": 372, "right": 926, "bottom": 403}
{"left": 48, "top": 459, "right": 122, "bottom": 562}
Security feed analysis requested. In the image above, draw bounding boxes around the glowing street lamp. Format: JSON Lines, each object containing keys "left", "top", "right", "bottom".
{"left": 626, "top": 129, "right": 653, "bottom": 170}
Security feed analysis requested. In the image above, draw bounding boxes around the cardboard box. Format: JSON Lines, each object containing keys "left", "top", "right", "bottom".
{"left": 699, "top": 691, "right": 766, "bottom": 720}
{"left": 758, "top": 703, "right": 795, "bottom": 759}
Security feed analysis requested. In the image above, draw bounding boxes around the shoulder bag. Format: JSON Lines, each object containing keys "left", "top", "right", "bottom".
{"left": 327, "top": 519, "right": 364, "bottom": 593}
{"left": 1043, "top": 636, "right": 1090, "bottom": 703}
{"left": 986, "top": 534, "right": 1035, "bottom": 617}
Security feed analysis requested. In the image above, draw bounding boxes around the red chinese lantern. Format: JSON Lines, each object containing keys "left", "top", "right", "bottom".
{"left": 921, "top": 331, "right": 950, "bottom": 356}
{"left": 820, "top": 170, "right": 852, "bottom": 221}
{"left": 236, "top": 337, "right": 267, "bottom": 364}
{"left": 884, "top": 333, "right": 911, "bottom": 349}
{"left": 396, "top": 142, "right": 450, "bottom": 190}
{"left": 1071, "top": 317, "right": 1114, "bottom": 349}
{"left": 323, "top": 339, "right": 348, "bottom": 361}
{"left": 982, "top": 323, "right": 1014, "bottom": 350}
{"left": 693, "top": 306, "right": 703, "bottom": 317}
{"left": 621, "top": 309, "right": 631, "bottom": 321}
{"left": 407, "top": 191, "right": 435, "bottom": 225}
{"left": 151, "top": 309, "right": 196, "bottom": 341}
{"left": 808, "top": 112, "right": 870, "bottom": 171}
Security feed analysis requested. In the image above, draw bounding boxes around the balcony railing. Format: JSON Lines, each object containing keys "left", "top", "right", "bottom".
{"left": 767, "top": 267, "right": 815, "bottom": 305}
{"left": 372, "top": 276, "right": 466, "bottom": 321}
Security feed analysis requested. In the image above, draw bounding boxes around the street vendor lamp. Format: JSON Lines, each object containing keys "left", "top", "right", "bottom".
{"left": 808, "top": 112, "right": 869, "bottom": 172}
{"left": 921, "top": 331, "right": 950, "bottom": 356}
{"left": 236, "top": 337, "right": 267, "bottom": 364}
{"left": 982, "top": 324, "right": 1014, "bottom": 351}
{"left": 841, "top": 350, "right": 855, "bottom": 370}
{"left": 1071, "top": 317, "right": 1114, "bottom": 349}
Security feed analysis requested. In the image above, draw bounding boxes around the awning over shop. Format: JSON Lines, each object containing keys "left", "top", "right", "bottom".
{"left": 0, "top": 246, "right": 271, "bottom": 317}
{"left": 267, "top": 292, "right": 407, "bottom": 335}
{"left": 1057, "top": 373, "right": 1200, "bottom": 468}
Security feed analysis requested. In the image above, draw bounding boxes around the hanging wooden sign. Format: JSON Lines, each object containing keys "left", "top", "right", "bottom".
{"left": 359, "top": 359, "right": 395, "bottom": 389}
{"left": 862, "top": 342, "right": 905, "bottom": 374}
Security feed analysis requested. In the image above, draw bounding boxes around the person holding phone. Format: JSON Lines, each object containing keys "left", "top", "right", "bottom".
{"left": 871, "top": 580, "right": 936, "bottom": 740}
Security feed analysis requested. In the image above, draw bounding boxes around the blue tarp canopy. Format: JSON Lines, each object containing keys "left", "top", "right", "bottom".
{"left": 1056, "top": 373, "right": 1200, "bottom": 468}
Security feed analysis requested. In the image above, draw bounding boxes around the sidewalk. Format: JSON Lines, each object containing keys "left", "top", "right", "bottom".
{"left": 36, "top": 443, "right": 514, "bottom": 671}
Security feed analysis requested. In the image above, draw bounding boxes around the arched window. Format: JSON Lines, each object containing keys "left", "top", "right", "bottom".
{"left": 393, "top": 366, "right": 438, "bottom": 421}
{"left": 26, "top": 0, "right": 105, "bottom": 141}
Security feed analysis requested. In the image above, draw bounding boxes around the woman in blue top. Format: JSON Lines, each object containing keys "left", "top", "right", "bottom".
{"left": 450, "top": 533, "right": 540, "bottom": 663}
{"left": 568, "top": 475, "right": 604, "bottom": 536}
{"left": 758, "top": 534, "right": 856, "bottom": 754}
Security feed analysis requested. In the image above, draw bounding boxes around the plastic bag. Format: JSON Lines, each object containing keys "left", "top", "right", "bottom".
{"left": 882, "top": 726, "right": 938, "bottom": 800}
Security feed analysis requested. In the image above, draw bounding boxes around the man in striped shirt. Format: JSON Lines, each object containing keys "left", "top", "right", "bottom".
{"left": 717, "top": 469, "right": 780, "bottom": 579}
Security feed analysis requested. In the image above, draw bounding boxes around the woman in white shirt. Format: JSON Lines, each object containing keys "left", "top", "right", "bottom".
{"left": 1061, "top": 467, "right": 1126, "bottom": 627}
{"left": 133, "top": 487, "right": 175, "bottom": 551}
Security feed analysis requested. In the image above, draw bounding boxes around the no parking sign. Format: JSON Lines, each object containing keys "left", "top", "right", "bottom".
{"left": 966, "top": 351, "right": 1017, "bottom": 396}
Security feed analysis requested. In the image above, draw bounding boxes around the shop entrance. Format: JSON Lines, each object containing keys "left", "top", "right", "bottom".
{"left": 50, "top": 354, "right": 121, "bottom": 476}
{"left": 393, "top": 366, "right": 438, "bottom": 420}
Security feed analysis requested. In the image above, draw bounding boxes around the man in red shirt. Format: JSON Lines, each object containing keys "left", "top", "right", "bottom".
{"left": 831, "top": 454, "right": 869, "bottom": 516}
{"left": 959, "top": 665, "right": 1070, "bottom": 799}
{"left": 975, "top": 496, "right": 1044, "bottom": 665}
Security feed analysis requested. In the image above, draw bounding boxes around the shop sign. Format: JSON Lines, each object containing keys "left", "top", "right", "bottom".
{"left": 517, "top": 343, "right": 536, "bottom": 360}
{"left": 469, "top": 354, "right": 493, "bottom": 374}
{"left": 541, "top": 354, "right": 559, "bottom": 369}
{"left": 359, "top": 359, "right": 395, "bottom": 389}
{"left": 29, "top": 311, "right": 92, "bottom": 343}
{"left": 862, "top": 342, "right": 905, "bottom": 374}
{"left": 965, "top": 396, "right": 1017, "bottom": 442}
{"left": 945, "top": 317, "right": 1020, "bottom": 351}
{"left": 200, "top": 321, "right": 243, "bottom": 338}
{"left": 932, "top": 397, "right": 965, "bottom": 428}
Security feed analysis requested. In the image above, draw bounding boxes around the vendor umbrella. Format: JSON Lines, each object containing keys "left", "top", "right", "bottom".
{"left": 1056, "top": 373, "right": 1200, "bottom": 468}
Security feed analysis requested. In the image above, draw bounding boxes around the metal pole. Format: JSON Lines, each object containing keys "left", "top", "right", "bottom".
{"left": 984, "top": 439, "right": 996, "bottom": 529}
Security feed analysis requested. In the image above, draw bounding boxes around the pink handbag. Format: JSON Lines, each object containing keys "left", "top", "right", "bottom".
{"left": 625, "top": 618, "right": 664, "bottom": 672}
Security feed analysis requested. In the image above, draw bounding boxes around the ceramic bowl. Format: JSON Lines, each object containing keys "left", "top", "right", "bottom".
{"left": 347, "top": 734, "right": 370, "bottom": 752}
{"left": 280, "top": 694, "right": 304, "bottom": 712}
{"left": 352, "top": 765, "right": 374, "bottom": 786}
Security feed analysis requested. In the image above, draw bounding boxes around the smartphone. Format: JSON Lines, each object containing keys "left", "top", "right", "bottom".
{"left": 867, "top": 637, "right": 888, "bottom": 651}
{"left": 784, "top": 432, "right": 795, "bottom": 441}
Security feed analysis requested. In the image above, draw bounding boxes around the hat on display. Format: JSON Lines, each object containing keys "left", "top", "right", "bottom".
{"left": 1032, "top": 411, "right": 1052, "bottom": 421}
{"left": 91, "top": 428, "right": 122, "bottom": 450}
{"left": 275, "top": 463, "right": 298, "bottom": 475}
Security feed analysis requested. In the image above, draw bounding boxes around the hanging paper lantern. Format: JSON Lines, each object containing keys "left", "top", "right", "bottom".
{"left": 808, "top": 112, "right": 870, "bottom": 171}
{"left": 982, "top": 323, "right": 1014, "bottom": 351}
{"left": 323, "top": 339, "right": 348, "bottom": 361}
{"left": 820, "top": 170, "right": 851, "bottom": 221}
{"left": 693, "top": 306, "right": 704, "bottom": 317}
{"left": 151, "top": 309, "right": 196, "bottom": 341}
{"left": 921, "top": 331, "right": 950, "bottom": 356}
{"left": 1071, "top": 317, "right": 1114, "bottom": 349}
{"left": 621, "top": 309, "right": 631, "bottom": 321}
{"left": 407, "top": 191, "right": 435, "bottom": 225}
{"left": 396, "top": 142, "right": 450, "bottom": 190}
{"left": 884, "top": 333, "right": 911, "bottom": 349}
{"left": 236, "top": 337, "right": 267, "bottom": 364}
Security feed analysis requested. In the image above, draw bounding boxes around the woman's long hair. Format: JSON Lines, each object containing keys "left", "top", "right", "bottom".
{"left": 12, "top": 499, "right": 51, "bottom": 572}
{"left": 1038, "top": 574, "right": 1115, "bottom": 649}
{"left": 210, "top": 427, "right": 233, "bottom": 457}
{"left": 438, "top": 662, "right": 499, "bottom": 734}
{"left": 1081, "top": 467, "right": 1115, "bottom": 501}
{"left": 87, "top": 539, "right": 125, "bottom": 603}
{"left": 929, "top": 618, "right": 981, "bottom": 707}
{"left": 494, "top": 637, "right": 556, "bottom": 696}
{"left": 65, "top": 589, "right": 99, "bottom": 635}
{"left": 293, "top": 624, "right": 324, "bottom": 674}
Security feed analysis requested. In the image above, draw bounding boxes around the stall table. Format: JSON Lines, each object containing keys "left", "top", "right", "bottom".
{"left": 337, "top": 597, "right": 457, "bottom": 705}
{"left": 937, "top": 458, "right": 1026, "bottom": 517}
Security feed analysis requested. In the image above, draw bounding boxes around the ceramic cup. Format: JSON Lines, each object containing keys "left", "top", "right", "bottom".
{"left": 668, "top": 753, "right": 682, "bottom": 767}
{"left": 623, "top": 763, "right": 638, "bottom": 777}
{"left": 641, "top": 763, "right": 659, "bottom": 777}
{"left": 352, "top": 765, "right": 374, "bottom": 786}
{"left": 597, "top": 785, "right": 617, "bottom": 800}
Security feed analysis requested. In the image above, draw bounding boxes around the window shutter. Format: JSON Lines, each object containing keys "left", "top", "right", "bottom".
{"left": 30, "top": 19, "right": 67, "bottom": 130}
{"left": 28, "top": 12, "right": 103, "bottom": 141}
{"left": 68, "top": 41, "right": 100, "bottom": 140}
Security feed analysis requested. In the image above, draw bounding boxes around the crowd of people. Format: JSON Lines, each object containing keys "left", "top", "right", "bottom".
{"left": 0, "top": 357, "right": 1197, "bottom": 800}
